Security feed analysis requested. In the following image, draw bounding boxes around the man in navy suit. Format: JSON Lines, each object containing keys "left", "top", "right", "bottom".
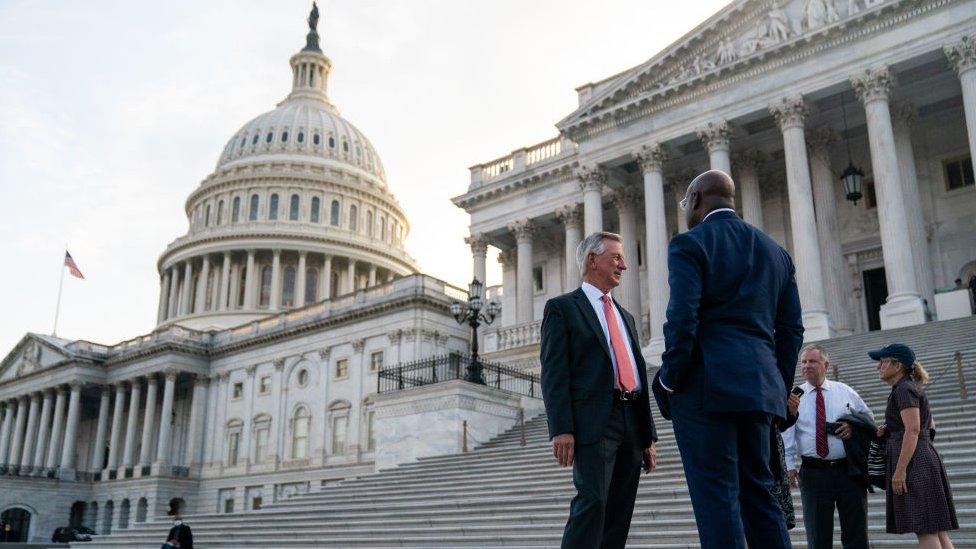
{"left": 541, "top": 231, "right": 658, "bottom": 549}
{"left": 653, "top": 170, "right": 804, "bottom": 549}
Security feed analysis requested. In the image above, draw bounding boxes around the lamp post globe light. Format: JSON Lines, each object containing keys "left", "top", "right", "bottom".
{"left": 451, "top": 278, "right": 499, "bottom": 384}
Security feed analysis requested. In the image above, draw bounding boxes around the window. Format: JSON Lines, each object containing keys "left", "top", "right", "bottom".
{"left": 282, "top": 266, "right": 296, "bottom": 307}
{"left": 227, "top": 431, "right": 240, "bottom": 465}
{"left": 330, "top": 200, "right": 340, "bottom": 226}
{"left": 251, "top": 497, "right": 262, "bottom": 510}
{"left": 249, "top": 194, "right": 259, "bottom": 220}
{"left": 259, "top": 266, "right": 272, "bottom": 307}
{"left": 297, "top": 369, "right": 309, "bottom": 386}
{"left": 944, "top": 156, "right": 974, "bottom": 190}
{"left": 864, "top": 179, "right": 877, "bottom": 210}
{"left": 281, "top": 131, "right": 288, "bottom": 143}
{"left": 232, "top": 196, "right": 241, "bottom": 222}
{"left": 254, "top": 420, "right": 270, "bottom": 463}
{"left": 331, "top": 416, "right": 347, "bottom": 455}
{"left": 292, "top": 406, "right": 310, "bottom": 459}
{"left": 305, "top": 268, "right": 318, "bottom": 304}
{"left": 328, "top": 136, "right": 335, "bottom": 148}
{"left": 259, "top": 375, "right": 271, "bottom": 394}
{"left": 366, "top": 211, "right": 373, "bottom": 237}
{"left": 313, "top": 133, "right": 320, "bottom": 145}
{"left": 289, "top": 194, "right": 300, "bottom": 221}
{"left": 269, "top": 194, "right": 279, "bottom": 220}
{"left": 224, "top": 498, "right": 235, "bottom": 513}
{"left": 232, "top": 382, "right": 244, "bottom": 399}
{"left": 335, "top": 359, "right": 348, "bottom": 379}
{"left": 349, "top": 205, "right": 358, "bottom": 231}
{"left": 342, "top": 140, "right": 349, "bottom": 152}
{"left": 369, "top": 351, "right": 384, "bottom": 372}
{"left": 239, "top": 136, "right": 246, "bottom": 149}
{"left": 366, "top": 410, "right": 376, "bottom": 451}
{"left": 533, "top": 265, "right": 545, "bottom": 294}
{"left": 206, "top": 204, "right": 211, "bottom": 226}
{"left": 265, "top": 131, "right": 273, "bottom": 143}
{"left": 310, "top": 197, "right": 320, "bottom": 223}
{"left": 217, "top": 200, "right": 224, "bottom": 225}
{"left": 297, "top": 131, "right": 304, "bottom": 143}
{"left": 252, "top": 134, "right": 259, "bottom": 145}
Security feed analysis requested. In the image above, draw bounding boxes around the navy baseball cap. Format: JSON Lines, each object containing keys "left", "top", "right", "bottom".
{"left": 868, "top": 343, "right": 916, "bottom": 365}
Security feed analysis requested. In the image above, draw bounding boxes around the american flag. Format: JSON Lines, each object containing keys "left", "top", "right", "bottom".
{"left": 64, "top": 251, "right": 85, "bottom": 279}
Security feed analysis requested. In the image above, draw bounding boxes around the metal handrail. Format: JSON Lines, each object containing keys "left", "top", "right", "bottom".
{"left": 377, "top": 351, "right": 539, "bottom": 397}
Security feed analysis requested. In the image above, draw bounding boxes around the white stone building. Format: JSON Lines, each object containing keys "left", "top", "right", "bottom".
{"left": 455, "top": 0, "right": 976, "bottom": 368}
{"left": 0, "top": 19, "right": 472, "bottom": 543}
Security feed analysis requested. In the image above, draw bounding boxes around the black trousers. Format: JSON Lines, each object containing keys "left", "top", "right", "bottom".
{"left": 799, "top": 464, "right": 868, "bottom": 549}
{"left": 561, "top": 400, "right": 644, "bottom": 549}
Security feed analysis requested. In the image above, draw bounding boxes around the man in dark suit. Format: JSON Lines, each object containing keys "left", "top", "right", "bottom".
{"left": 541, "top": 231, "right": 658, "bottom": 549}
{"left": 653, "top": 170, "right": 804, "bottom": 549}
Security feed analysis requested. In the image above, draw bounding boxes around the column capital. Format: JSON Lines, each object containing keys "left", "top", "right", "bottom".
{"left": 272, "top": 248, "right": 282, "bottom": 258}
{"left": 575, "top": 164, "right": 606, "bottom": 191}
{"left": 387, "top": 330, "right": 402, "bottom": 344}
{"left": 806, "top": 126, "right": 838, "bottom": 157}
{"left": 769, "top": 96, "right": 808, "bottom": 130}
{"left": 732, "top": 149, "right": 766, "bottom": 173}
{"left": 464, "top": 234, "right": 490, "bottom": 255}
{"left": 944, "top": 35, "right": 976, "bottom": 76}
{"left": 218, "top": 371, "right": 231, "bottom": 381}
{"left": 297, "top": 249, "right": 308, "bottom": 258}
{"left": 610, "top": 187, "right": 642, "bottom": 211}
{"left": 351, "top": 338, "right": 366, "bottom": 353}
{"left": 497, "top": 248, "right": 517, "bottom": 268}
{"left": 555, "top": 203, "right": 583, "bottom": 229}
{"left": 891, "top": 100, "right": 918, "bottom": 127}
{"left": 68, "top": 381, "right": 83, "bottom": 391}
{"left": 634, "top": 143, "right": 669, "bottom": 173}
{"left": 244, "top": 365, "right": 258, "bottom": 377}
{"left": 162, "top": 367, "right": 180, "bottom": 382}
{"left": 222, "top": 250, "right": 232, "bottom": 259}
{"left": 697, "top": 120, "right": 732, "bottom": 152}
{"left": 508, "top": 219, "right": 538, "bottom": 244}
{"left": 317, "top": 346, "right": 331, "bottom": 361}
{"left": 850, "top": 67, "right": 894, "bottom": 105}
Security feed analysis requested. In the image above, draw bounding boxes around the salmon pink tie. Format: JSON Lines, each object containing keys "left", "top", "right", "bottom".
{"left": 601, "top": 294, "right": 637, "bottom": 391}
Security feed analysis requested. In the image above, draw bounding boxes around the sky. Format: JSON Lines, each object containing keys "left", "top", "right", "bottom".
{"left": 0, "top": 0, "right": 729, "bottom": 355}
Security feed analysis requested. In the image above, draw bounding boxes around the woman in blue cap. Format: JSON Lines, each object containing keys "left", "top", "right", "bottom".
{"left": 873, "top": 343, "right": 957, "bottom": 548}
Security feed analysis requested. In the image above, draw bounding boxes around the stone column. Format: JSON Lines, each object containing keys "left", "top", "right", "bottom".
{"left": 185, "top": 375, "right": 209, "bottom": 468}
{"left": 121, "top": 378, "right": 142, "bottom": 470}
{"left": 322, "top": 255, "right": 333, "bottom": 299}
{"left": 19, "top": 392, "right": 40, "bottom": 473}
{"left": 7, "top": 395, "right": 27, "bottom": 469}
{"left": 509, "top": 219, "right": 537, "bottom": 324}
{"left": 851, "top": 68, "right": 926, "bottom": 328}
{"left": 270, "top": 249, "right": 282, "bottom": 309}
{"left": 346, "top": 259, "right": 357, "bottom": 294}
{"left": 807, "top": 127, "right": 853, "bottom": 335}
{"left": 32, "top": 389, "right": 54, "bottom": 472}
{"left": 45, "top": 388, "right": 66, "bottom": 470}
{"left": 611, "top": 187, "right": 642, "bottom": 317}
{"left": 218, "top": 252, "right": 232, "bottom": 311}
{"left": 167, "top": 267, "right": 179, "bottom": 320}
{"left": 945, "top": 36, "right": 976, "bottom": 181}
{"left": 733, "top": 151, "right": 765, "bottom": 230}
{"left": 556, "top": 205, "right": 584, "bottom": 290}
{"left": 350, "top": 339, "right": 366, "bottom": 457}
{"left": 498, "top": 249, "right": 517, "bottom": 326}
{"left": 295, "top": 251, "right": 308, "bottom": 307}
{"left": 179, "top": 261, "right": 193, "bottom": 316}
{"left": 892, "top": 101, "right": 935, "bottom": 312}
{"left": 154, "top": 369, "right": 178, "bottom": 467}
{"left": 59, "top": 383, "right": 82, "bottom": 476}
{"left": 90, "top": 387, "right": 111, "bottom": 473}
{"left": 577, "top": 165, "right": 605, "bottom": 235}
{"left": 368, "top": 264, "right": 377, "bottom": 287}
{"left": 157, "top": 270, "right": 171, "bottom": 323}
{"left": 698, "top": 120, "right": 733, "bottom": 175}
{"left": 244, "top": 249, "right": 257, "bottom": 309}
{"left": 228, "top": 262, "right": 241, "bottom": 310}
{"left": 106, "top": 383, "right": 126, "bottom": 471}
{"left": 240, "top": 366, "right": 256, "bottom": 466}
{"left": 466, "top": 234, "right": 489, "bottom": 290}
{"left": 770, "top": 96, "right": 833, "bottom": 340}
{"left": 0, "top": 401, "right": 13, "bottom": 467}
{"left": 195, "top": 255, "right": 210, "bottom": 313}
{"left": 139, "top": 375, "right": 158, "bottom": 468}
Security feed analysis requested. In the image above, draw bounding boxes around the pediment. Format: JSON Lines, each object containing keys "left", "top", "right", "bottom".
{"left": 0, "top": 334, "right": 72, "bottom": 383}
{"left": 558, "top": 0, "right": 901, "bottom": 137}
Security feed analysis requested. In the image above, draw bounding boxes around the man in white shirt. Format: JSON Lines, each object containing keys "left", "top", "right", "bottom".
{"left": 782, "top": 344, "right": 874, "bottom": 549}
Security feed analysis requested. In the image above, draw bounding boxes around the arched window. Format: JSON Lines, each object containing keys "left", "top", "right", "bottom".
{"left": 265, "top": 131, "right": 273, "bottom": 143}
{"left": 217, "top": 200, "right": 224, "bottom": 225}
{"left": 310, "top": 197, "right": 320, "bottom": 223}
{"left": 349, "top": 205, "right": 358, "bottom": 231}
{"left": 269, "top": 194, "right": 279, "bottom": 220}
{"left": 136, "top": 498, "right": 148, "bottom": 523}
{"left": 313, "top": 133, "right": 320, "bottom": 145}
{"left": 118, "top": 499, "right": 130, "bottom": 530}
{"left": 103, "top": 500, "right": 114, "bottom": 535}
{"left": 328, "top": 136, "right": 335, "bottom": 148}
{"left": 281, "top": 131, "right": 289, "bottom": 142}
{"left": 305, "top": 267, "right": 318, "bottom": 304}
{"left": 252, "top": 134, "right": 259, "bottom": 145}
{"left": 297, "top": 131, "right": 304, "bottom": 143}
{"left": 249, "top": 194, "right": 259, "bottom": 220}
{"left": 342, "top": 139, "right": 349, "bottom": 152}
{"left": 205, "top": 204, "right": 211, "bottom": 227}
{"left": 239, "top": 136, "right": 246, "bottom": 149}
{"left": 366, "top": 210, "right": 373, "bottom": 237}
{"left": 282, "top": 266, "right": 296, "bottom": 307}
{"left": 259, "top": 266, "right": 272, "bottom": 307}
{"left": 292, "top": 406, "right": 310, "bottom": 459}
{"left": 232, "top": 196, "right": 241, "bottom": 222}
{"left": 330, "top": 200, "right": 340, "bottom": 226}
{"left": 289, "top": 194, "right": 300, "bottom": 221}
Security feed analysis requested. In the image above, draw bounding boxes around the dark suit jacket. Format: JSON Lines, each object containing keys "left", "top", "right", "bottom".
{"left": 659, "top": 210, "right": 804, "bottom": 420}
{"left": 166, "top": 523, "right": 193, "bottom": 549}
{"left": 540, "top": 287, "right": 657, "bottom": 446}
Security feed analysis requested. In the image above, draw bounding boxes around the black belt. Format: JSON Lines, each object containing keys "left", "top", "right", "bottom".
{"left": 613, "top": 389, "right": 641, "bottom": 402}
{"left": 801, "top": 456, "right": 846, "bottom": 469}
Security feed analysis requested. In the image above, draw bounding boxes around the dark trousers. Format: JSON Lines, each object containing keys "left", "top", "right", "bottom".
{"left": 799, "top": 464, "right": 868, "bottom": 549}
{"left": 671, "top": 396, "right": 792, "bottom": 549}
{"left": 561, "top": 400, "right": 643, "bottom": 549}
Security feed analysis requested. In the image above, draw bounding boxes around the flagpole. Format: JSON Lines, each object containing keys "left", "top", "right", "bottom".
{"left": 52, "top": 248, "right": 66, "bottom": 336}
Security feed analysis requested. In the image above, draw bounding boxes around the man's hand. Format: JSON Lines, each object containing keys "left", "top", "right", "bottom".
{"left": 835, "top": 421, "right": 854, "bottom": 440}
{"left": 787, "top": 469, "right": 799, "bottom": 488}
{"left": 787, "top": 393, "right": 800, "bottom": 418}
{"left": 552, "top": 433, "right": 575, "bottom": 467}
{"left": 876, "top": 425, "right": 886, "bottom": 439}
{"left": 642, "top": 443, "right": 657, "bottom": 473}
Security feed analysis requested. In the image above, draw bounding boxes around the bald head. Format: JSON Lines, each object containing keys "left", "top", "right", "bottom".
{"left": 683, "top": 169, "right": 736, "bottom": 229}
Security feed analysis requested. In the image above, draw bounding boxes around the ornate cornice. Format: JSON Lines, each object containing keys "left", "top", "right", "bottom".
{"left": 944, "top": 35, "right": 976, "bottom": 75}
{"left": 697, "top": 121, "right": 733, "bottom": 152}
{"left": 769, "top": 96, "right": 808, "bottom": 130}
{"left": 851, "top": 67, "right": 894, "bottom": 104}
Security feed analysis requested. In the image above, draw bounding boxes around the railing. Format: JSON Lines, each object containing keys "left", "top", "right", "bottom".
{"left": 479, "top": 156, "right": 514, "bottom": 180}
{"left": 377, "top": 352, "right": 540, "bottom": 398}
{"left": 469, "top": 136, "right": 576, "bottom": 187}
{"left": 171, "top": 466, "right": 190, "bottom": 478}
{"left": 484, "top": 320, "right": 542, "bottom": 353}
{"left": 525, "top": 136, "right": 562, "bottom": 166}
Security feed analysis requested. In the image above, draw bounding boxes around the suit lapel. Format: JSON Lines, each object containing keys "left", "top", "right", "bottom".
{"left": 572, "top": 288, "right": 612, "bottom": 360}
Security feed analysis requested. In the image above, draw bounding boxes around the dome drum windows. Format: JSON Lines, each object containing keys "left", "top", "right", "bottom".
{"left": 269, "top": 194, "right": 279, "bottom": 220}
{"left": 289, "top": 194, "right": 300, "bottom": 221}
{"left": 249, "top": 194, "right": 259, "bottom": 221}
{"left": 266, "top": 131, "right": 274, "bottom": 143}
{"left": 328, "top": 136, "right": 336, "bottom": 149}
{"left": 252, "top": 134, "right": 260, "bottom": 145}
{"left": 330, "top": 200, "right": 340, "bottom": 226}
{"left": 232, "top": 196, "right": 241, "bottom": 223}
{"left": 310, "top": 196, "right": 320, "bottom": 223}
{"left": 313, "top": 133, "right": 321, "bottom": 146}
{"left": 282, "top": 266, "right": 296, "bottom": 307}
{"left": 281, "top": 131, "right": 289, "bottom": 143}
{"left": 297, "top": 131, "right": 305, "bottom": 144}
{"left": 349, "top": 205, "right": 358, "bottom": 231}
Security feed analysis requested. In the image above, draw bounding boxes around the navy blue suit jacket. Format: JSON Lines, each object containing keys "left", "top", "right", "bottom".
{"left": 540, "top": 288, "right": 657, "bottom": 446}
{"left": 659, "top": 210, "right": 804, "bottom": 420}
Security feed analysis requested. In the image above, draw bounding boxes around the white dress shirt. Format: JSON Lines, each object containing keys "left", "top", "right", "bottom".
{"left": 781, "top": 379, "right": 874, "bottom": 470}
{"left": 580, "top": 282, "right": 641, "bottom": 391}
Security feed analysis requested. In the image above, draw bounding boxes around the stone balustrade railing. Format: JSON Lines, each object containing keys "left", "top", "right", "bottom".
{"left": 483, "top": 319, "right": 542, "bottom": 354}
{"left": 469, "top": 136, "right": 576, "bottom": 188}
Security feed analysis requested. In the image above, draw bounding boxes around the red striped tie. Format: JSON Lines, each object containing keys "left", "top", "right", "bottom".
{"left": 815, "top": 387, "right": 828, "bottom": 458}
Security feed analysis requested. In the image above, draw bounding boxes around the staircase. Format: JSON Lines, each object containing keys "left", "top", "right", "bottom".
{"left": 77, "top": 316, "right": 976, "bottom": 548}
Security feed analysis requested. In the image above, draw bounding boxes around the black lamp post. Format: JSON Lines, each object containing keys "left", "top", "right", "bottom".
{"left": 451, "top": 278, "right": 499, "bottom": 384}
{"left": 839, "top": 91, "right": 865, "bottom": 204}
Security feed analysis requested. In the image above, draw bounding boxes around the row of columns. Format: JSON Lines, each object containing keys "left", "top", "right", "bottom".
{"left": 158, "top": 250, "right": 397, "bottom": 323}
{"left": 0, "top": 383, "right": 82, "bottom": 477}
